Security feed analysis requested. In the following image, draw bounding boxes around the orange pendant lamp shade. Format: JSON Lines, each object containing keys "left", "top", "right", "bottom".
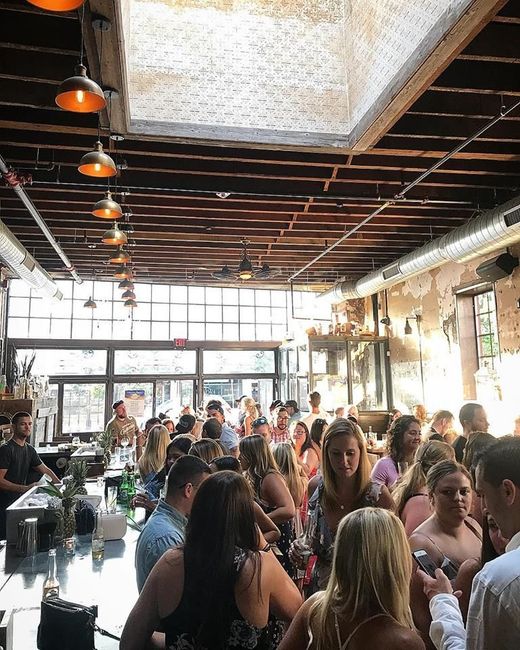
{"left": 56, "top": 64, "right": 106, "bottom": 113}
{"left": 92, "top": 192, "right": 122, "bottom": 220}
{"left": 102, "top": 223, "right": 127, "bottom": 246}
{"left": 27, "top": 0, "right": 85, "bottom": 11}
{"left": 108, "top": 247, "right": 131, "bottom": 264}
{"left": 79, "top": 141, "right": 117, "bottom": 178}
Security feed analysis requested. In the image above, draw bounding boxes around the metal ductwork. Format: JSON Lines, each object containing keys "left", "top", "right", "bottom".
{"left": 319, "top": 195, "right": 520, "bottom": 303}
{"left": 0, "top": 154, "right": 82, "bottom": 285}
{"left": 0, "top": 219, "right": 62, "bottom": 300}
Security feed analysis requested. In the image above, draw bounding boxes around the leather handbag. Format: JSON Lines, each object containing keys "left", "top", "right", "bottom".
{"left": 37, "top": 597, "right": 120, "bottom": 650}
{"left": 37, "top": 597, "right": 97, "bottom": 650}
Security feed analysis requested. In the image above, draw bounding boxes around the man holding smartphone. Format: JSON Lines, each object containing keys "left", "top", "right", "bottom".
{"left": 421, "top": 437, "right": 520, "bottom": 649}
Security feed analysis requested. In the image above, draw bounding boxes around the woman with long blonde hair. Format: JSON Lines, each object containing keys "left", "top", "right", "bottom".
{"left": 290, "top": 418, "right": 394, "bottom": 591}
{"left": 239, "top": 435, "right": 295, "bottom": 574}
{"left": 238, "top": 396, "right": 259, "bottom": 437}
{"left": 272, "top": 442, "right": 307, "bottom": 510}
{"left": 393, "top": 440, "right": 455, "bottom": 535}
{"left": 279, "top": 509, "right": 423, "bottom": 650}
{"left": 138, "top": 424, "right": 171, "bottom": 484}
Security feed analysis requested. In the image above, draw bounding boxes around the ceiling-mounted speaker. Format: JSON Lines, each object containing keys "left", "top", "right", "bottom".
{"left": 475, "top": 252, "right": 518, "bottom": 282}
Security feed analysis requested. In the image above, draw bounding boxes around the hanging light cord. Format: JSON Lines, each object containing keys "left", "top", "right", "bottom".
{"left": 79, "top": 3, "right": 85, "bottom": 66}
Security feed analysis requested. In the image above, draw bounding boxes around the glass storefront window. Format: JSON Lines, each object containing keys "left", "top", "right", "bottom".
{"left": 114, "top": 349, "right": 196, "bottom": 374}
{"left": 203, "top": 350, "right": 275, "bottom": 374}
{"left": 17, "top": 348, "right": 107, "bottom": 376}
{"left": 113, "top": 382, "right": 153, "bottom": 424}
{"left": 350, "top": 341, "right": 388, "bottom": 410}
{"left": 62, "top": 383, "right": 106, "bottom": 434}
{"left": 156, "top": 379, "right": 194, "bottom": 417}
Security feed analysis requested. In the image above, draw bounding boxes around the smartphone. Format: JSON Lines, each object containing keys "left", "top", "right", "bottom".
{"left": 412, "top": 549, "right": 438, "bottom": 577}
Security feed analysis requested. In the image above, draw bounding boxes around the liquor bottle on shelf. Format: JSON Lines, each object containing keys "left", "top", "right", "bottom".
{"left": 92, "top": 508, "right": 105, "bottom": 561}
{"left": 42, "top": 548, "right": 59, "bottom": 600}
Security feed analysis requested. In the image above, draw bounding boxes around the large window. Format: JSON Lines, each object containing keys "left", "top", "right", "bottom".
{"left": 203, "top": 350, "right": 275, "bottom": 374}
{"left": 62, "top": 383, "right": 106, "bottom": 434}
{"left": 8, "top": 279, "right": 327, "bottom": 342}
{"left": 114, "top": 349, "right": 196, "bottom": 375}
{"left": 17, "top": 348, "right": 107, "bottom": 376}
{"left": 473, "top": 291, "right": 499, "bottom": 369}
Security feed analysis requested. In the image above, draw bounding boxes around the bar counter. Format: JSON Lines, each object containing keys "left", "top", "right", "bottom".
{"left": 0, "top": 518, "right": 141, "bottom": 648}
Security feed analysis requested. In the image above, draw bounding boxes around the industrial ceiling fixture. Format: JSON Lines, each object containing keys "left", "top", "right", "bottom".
{"left": 78, "top": 141, "right": 116, "bottom": 177}
{"left": 102, "top": 222, "right": 127, "bottom": 246}
{"left": 124, "top": 298, "right": 137, "bottom": 308}
{"left": 121, "top": 289, "right": 136, "bottom": 300}
{"left": 108, "top": 247, "right": 131, "bottom": 264}
{"left": 27, "top": 0, "right": 85, "bottom": 11}
{"left": 118, "top": 278, "right": 134, "bottom": 290}
{"left": 211, "top": 240, "right": 279, "bottom": 281}
{"left": 404, "top": 318, "right": 413, "bottom": 335}
{"left": 83, "top": 296, "right": 97, "bottom": 309}
{"left": 113, "top": 264, "right": 131, "bottom": 280}
{"left": 91, "top": 191, "right": 122, "bottom": 220}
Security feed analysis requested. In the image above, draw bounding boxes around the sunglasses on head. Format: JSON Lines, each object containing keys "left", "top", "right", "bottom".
{"left": 253, "top": 417, "right": 268, "bottom": 427}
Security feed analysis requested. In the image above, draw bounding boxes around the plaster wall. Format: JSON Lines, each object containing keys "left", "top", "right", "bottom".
{"left": 384, "top": 244, "right": 520, "bottom": 435}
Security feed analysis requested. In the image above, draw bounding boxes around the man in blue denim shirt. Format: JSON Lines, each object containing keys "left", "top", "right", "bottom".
{"left": 135, "top": 455, "right": 211, "bottom": 591}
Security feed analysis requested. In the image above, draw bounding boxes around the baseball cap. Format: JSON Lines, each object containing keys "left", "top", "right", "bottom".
{"left": 207, "top": 403, "right": 224, "bottom": 416}
{"left": 175, "top": 414, "right": 196, "bottom": 434}
{"left": 112, "top": 400, "right": 124, "bottom": 410}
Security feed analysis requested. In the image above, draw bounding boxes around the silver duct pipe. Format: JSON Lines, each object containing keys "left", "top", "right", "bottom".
{"left": 0, "top": 154, "right": 82, "bottom": 284}
{"left": 319, "top": 195, "right": 520, "bottom": 302}
{"left": 0, "top": 219, "right": 62, "bottom": 300}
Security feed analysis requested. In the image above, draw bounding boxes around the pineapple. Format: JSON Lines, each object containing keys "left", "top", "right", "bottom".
{"left": 42, "top": 479, "right": 81, "bottom": 540}
{"left": 96, "top": 429, "right": 112, "bottom": 469}
{"left": 67, "top": 460, "right": 88, "bottom": 495}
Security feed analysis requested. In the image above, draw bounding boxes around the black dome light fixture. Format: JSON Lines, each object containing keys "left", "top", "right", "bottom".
{"left": 212, "top": 240, "right": 279, "bottom": 281}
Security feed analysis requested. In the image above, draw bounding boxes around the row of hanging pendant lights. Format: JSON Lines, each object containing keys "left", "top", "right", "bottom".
{"left": 29, "top": 0, "right": 138, "bottom": 308}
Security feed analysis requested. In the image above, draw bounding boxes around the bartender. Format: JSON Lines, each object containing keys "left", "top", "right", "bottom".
{"left": 105, "top": 399, "right": 142, "bottom": 451}
{"left": 0, "top": 411, "right": 59, "bottom": 539}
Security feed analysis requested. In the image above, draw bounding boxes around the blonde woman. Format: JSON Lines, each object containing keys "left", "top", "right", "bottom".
{"left": 291, "top": 418, "right": 394, "bottom": 591}
{"left": 238, "top": 397, "right": 259, "bottom": 437}
{"left": 279, "top": 509, "right": 424, "bottom": 650}
{"left": 137, "top": 424, "right": 171, "bottom": 494}
{"left": 239, "top": 434, "right": 295, "bottom": 574}
{"left": 188, "top": 438, "right": 224, "bottom": 464}
{"left": 393, "top": 440, "right": 455, "bottom": 535}
{"left": 272, "top": 442, "right": 308, "bottom": 512}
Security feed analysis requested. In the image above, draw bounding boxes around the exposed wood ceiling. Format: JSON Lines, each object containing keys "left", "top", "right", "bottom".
{"left": 0, "top": 0, "right": 519, "bottom": 289}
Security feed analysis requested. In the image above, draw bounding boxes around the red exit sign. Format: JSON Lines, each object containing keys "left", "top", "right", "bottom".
{"left": 173, "top": 338, "right": 187, "bottom": 349}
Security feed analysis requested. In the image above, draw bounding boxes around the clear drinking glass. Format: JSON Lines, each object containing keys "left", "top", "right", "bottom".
{"left": 107, "top": 486, "right": 118, "bottom": 514}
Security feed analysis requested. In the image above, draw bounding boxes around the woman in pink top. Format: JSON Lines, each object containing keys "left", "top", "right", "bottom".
{"left": 370, "top": 416, "right": 422, "bottom": 490}
{"left": 392, "top": 440, "right": 455, "bottom": 535}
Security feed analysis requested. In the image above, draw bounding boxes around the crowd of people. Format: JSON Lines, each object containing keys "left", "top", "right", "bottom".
{"left": 118, "top": 394, "right": 520, "bottom": 649}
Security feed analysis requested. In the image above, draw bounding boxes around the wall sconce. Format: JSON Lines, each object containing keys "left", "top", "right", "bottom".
{"left": 404, "top": 314, "right": 421, "bottom": 335}
{"left": 404, "top": 314, "right": 424, "bottom": 402}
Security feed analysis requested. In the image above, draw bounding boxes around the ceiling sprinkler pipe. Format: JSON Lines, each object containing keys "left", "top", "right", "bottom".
{"left": 0, "top": 154, "right": 82, "bottom": 284}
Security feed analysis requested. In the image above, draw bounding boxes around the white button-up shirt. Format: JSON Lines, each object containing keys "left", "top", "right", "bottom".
{"left": 429, "top": 530, "right": 520, "bottom": 650}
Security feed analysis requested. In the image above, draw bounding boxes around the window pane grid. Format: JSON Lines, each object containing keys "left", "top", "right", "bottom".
{"left": 473, "top": 291, "right": 499, "bottom": 370}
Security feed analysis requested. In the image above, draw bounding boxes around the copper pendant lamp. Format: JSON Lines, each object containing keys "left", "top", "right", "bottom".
{"left": 118, "top": 278, "right": 134, "bottom": 290}
{"left": 113, "top": 265, "right": 131, "bottom": 280}
{"left": 121, "top": 289, "right": 136, "bottom": 300}
{"left": 92, "top": 191, "right": 122, "bottom": 220}
{"left": 83, "top": 296, "right": 97, "bottom": 308}
{"left": 55, "top": 64, "right": 106, "bottom": 113}
{"left": 27, "top": 0, "right": 85, "bottom": 11}
{"left": 79, "top": 141, "right": 117, "bottom": 178}
{"left": 108, "top": 247, "right": 131, "bottom": 264}
{"left": 124, "top": 298, "right": 137, "bottom": 308}
{"left": 102, "top": 223, "right": 127, "bottom": 246}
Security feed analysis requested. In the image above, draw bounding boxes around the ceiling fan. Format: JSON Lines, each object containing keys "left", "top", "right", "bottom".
{"left": 211, "top": 239, "right": 280, "bottom": 281}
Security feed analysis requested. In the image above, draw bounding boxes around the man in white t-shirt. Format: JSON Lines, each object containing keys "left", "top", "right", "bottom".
{"left": 302, "top": 391, "right": 328, "bottom": 430}
{"left": 421, "top": 437, "right": 520, "bottom": 650}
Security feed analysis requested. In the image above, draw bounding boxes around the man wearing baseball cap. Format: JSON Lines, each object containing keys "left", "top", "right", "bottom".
{"left": 104, "top": 399, "right": 140, "bottom": 449}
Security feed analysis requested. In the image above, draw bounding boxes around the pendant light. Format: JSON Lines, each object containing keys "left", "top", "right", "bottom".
{"left": 102, "top": 222, "right": 127, "bottom": 246}
{"left": 55, "top": 3, "right": 106, "bottom": 112}
{"left": 92, "top": 191, "right": 122, "bottom": 220}
{"left": 121, "top": 289, "right": 136, "bottom": 300}
{"left": 27, "top": 0, "right": 85, "bottom": 11}
{"left": 56, "top": 63, "right": 106, "bottom": 113}
{"left": 238, "top": 257, "right": 253, "bottom": 280}
{"left": 83, "top": 296, "right": 97, "bottom": 308}
{"left": 118, "top": 278, "right": 134, "bottom": 290}
{"left": 78, "top": 141, "right": 116, "bottom": 177}
{"left": 108, "top": 247, "right": 131, "bottom": 264}
{"left": 124, "top": 298, "right": 137, "bottom": 308}
{"left": 113, "top": 264, "right": 131, "bottom": 280}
